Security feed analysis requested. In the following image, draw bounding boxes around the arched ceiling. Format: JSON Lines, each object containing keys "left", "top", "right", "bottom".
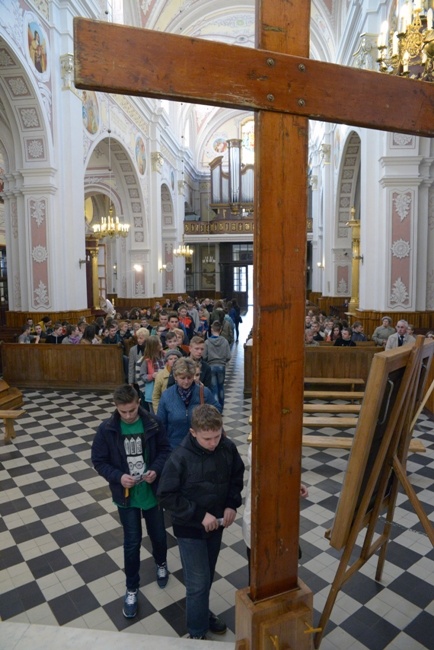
{"left": 121, "top": 0, "right": 344, "bottom": 170}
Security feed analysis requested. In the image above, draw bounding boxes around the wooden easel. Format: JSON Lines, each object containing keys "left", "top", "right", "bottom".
{"left": 314, "top": 337, "right": 434, "bottom": 648}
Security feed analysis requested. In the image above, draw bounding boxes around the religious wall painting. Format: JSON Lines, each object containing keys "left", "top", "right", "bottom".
{"left": 213, "top": 137, "right": 228, "bottom": 154}
{"left": 389, "top": 189, "right": 412, "bottom": 308}
{"left": 82, "top": 90, "right": 99, "bottom": 135}
{"left": 27, "top": 20, "right": 48, "bottom": 77}
{"left": 135, "top": 136, "right": 146, "bottom": 175}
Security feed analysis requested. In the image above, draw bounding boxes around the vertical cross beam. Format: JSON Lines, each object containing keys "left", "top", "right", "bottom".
{"left": 249, "top": 0, "right": 310, "bottom": 602}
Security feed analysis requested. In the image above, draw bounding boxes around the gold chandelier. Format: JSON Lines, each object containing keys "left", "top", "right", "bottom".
{"left": 92, "top": 121, "right": 131, "bottom": 240}
{"left": 173, "top": 241, "right": 193, "bottom": 257}
{"left": 377, "top": 2, "right": 434, "bottom": 81}
{"left": 92, "top": 205, "right": 130, "bottom": 239}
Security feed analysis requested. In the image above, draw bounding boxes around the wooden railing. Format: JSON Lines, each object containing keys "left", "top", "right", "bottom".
{"left": 1, "top": 343, "right": 125, "bottom": 391}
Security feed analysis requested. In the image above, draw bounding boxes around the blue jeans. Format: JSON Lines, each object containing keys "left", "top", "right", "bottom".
{"left": 118, "top": 505, "right": 167, "bottom": 591}
{"left": 177, "top": 531, "right": 223, "bottom": 637}
{"left": 210, "top": 364, "right": 226, "bottom": 408}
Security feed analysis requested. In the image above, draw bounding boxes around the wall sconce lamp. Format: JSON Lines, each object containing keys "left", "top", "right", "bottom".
{"left": 317, "top": 262, "right": 325, "bottom": 269}
{"left": 113, "top": 263, "right": 117, "bottom": 278}
{"left": 353, "top": 254, "right": 364, "bottom": 263}
{"left": 159, "top": 264, "right": 167, "bottom": 273}
{"left": 79, "top": 258, "right": 87, "bottom": 269}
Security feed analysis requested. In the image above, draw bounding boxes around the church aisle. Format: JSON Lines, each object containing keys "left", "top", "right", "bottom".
{"left": 0, "top": 319, "right": 433, "bottom": 650}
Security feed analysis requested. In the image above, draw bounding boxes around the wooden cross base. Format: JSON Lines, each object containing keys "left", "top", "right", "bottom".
{"left": 235, "top": 580, "right": 314, "bottom": 650}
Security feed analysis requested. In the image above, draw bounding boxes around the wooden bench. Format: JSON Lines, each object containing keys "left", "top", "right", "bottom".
{"left": 244, "top": 344, "right": 380, "bottom": 397}
{"left": 304, "top": 390, "right": 364, "bottom": 401}
{"left": 1, "top": 409, "right": 25, "bottom": 444}
{"left": 302, "top": 435, "right": 426, "bottom": 454}
{"left": 303, "top": 403, "right": 361, "bottom": 414}
{"left": 303, "top": 416, "right": 359, "bottom": 428}
{"left": 1, "top": 343, "right": 125, "bottom": 390}
{"left": 305, "top": 377, "right": 365, "bottom": 391}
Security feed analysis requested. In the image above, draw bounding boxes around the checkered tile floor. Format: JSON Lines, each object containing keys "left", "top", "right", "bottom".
{"left": 1, "top": 314, "right": 433, "bottom": 649}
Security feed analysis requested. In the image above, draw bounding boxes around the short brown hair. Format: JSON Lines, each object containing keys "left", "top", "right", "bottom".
{"left": 191, "top": 404, "right": 223, "bottom": 432}
{"left": 190, "top": 336, "right": 205, "bottom": 346}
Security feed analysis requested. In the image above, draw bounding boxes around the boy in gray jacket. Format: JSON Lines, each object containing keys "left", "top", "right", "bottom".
{"left": 203, "top": 321, "right": 231, "bottom": 409}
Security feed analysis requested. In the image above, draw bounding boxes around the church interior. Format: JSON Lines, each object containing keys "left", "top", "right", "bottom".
{"left": 1, "top": 1, "right": 434, "bottom": 649}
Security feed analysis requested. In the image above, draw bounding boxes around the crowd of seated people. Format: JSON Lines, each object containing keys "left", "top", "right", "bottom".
{"left": 16, "top": 296, "right": 241, "bottom": 412}
{"left": 304, "top": 309, "right": 434, "bottom": 349}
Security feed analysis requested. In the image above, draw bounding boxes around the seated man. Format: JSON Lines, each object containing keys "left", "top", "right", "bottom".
{"left": 45, "top": 322, "right": 65, "bottom": 344}
{"left": 310, "top": 322, "right": 324, "bottom": 342}
{"left": 305, "top": 329, "right": 319, "bottom": 346}
{"left": 62, "top": 323, "right": 81, "bottom": 344}
{"left": 18, "top": 324, "right": 32, "bottom": 343}
{"left": 385, "top": 320, "right": 416, "bottom": 350}
{"left": 333, "top": 327, "right": 356, "bottom": 347}
{"left": 351, "top": 321, "right": 367, "bottom": 342}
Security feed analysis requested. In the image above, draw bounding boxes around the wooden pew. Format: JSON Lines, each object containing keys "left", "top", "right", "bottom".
{"left": 303, "top": 403, "right": 361, "bottom": 413}
{"left": 305, "top": 377, "right": 365, "bottom": 391}
{"left": 303, "top": 416, "right": 358, "bottom": 428}
{"left": 244, "top": 344, "right": 380, "bottom": 397}
{"left": 1, "top": 343, "right": 125, "bottom": 390}
{"left": 304, "top": 390, "right": 364, "bottom": 401}
{"left": 302, "top": 435, "right": 425, "bottom": 454}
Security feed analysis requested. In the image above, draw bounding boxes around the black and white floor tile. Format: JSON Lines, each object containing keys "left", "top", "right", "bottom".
{"left": 1, "top": 315, "right": 433, "bottom": 649}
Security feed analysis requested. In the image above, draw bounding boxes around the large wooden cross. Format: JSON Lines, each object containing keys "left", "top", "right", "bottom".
{"left": 75, "top": 2, "right": 434, "bottom": 646}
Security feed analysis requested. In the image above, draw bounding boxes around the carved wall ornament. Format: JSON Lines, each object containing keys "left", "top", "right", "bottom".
{"left": 135, "top": 280, "right": 145, "bottom": 296}
{"left": 390, "top": 277, "right": 409, "bottom": 307}
{"left": 19, "top": 107, "right": 40, "bottom": 128}
{"left": 391, "top": 239, "right": 411, "bottom": 259}
{"left": 32, "top": 245, "right": 48, "bottom": 263}
{"left": 60, "top": 53, "right": 74, "bottom": 90}
{"left": 25, "top": 138, "right": 45, "bottom": 160}
{"left": 352, "top": 33, "right": 378, "bottom": 71}
{"left": 14, "top": 274, "right": 22, "bottom": 309}
{"left": 151, "top": 151, "right": 164, "bottom": 173}
{"left": 34, "top": 280, "right": 50, "bottom": 307}
{"left": 394, "top": 191, "right": 411, "bottom": 221}
{"left": 392, "top": 133, "right": 414, "bottom": 147}
{"left": 11, "top": 200, "right": 18, "bottom": 239}
{"left": 337, "top": 278, "right": 348, "bottom": 294}
{"left": 30, "top": 198, "right": 46, "bottom": 226}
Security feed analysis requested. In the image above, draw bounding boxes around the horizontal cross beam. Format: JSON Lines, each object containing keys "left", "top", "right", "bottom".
{"left": 74, "top": 18, "right": 434, "bottom": 137}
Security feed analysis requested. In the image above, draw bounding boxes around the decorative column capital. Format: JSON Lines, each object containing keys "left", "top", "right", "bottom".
{"left": 60, "top": 54, "right": 74, "bottom": 90}
{"left": 151, "top": 152, "right": 164, "bottom": 173}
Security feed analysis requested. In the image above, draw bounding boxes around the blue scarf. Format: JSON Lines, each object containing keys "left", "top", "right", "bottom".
{"left": 177, "top": 384, "right": 194, "bottom": 407}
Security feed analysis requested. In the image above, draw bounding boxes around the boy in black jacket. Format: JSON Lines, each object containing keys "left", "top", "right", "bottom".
{"left": 157, "top": 404, "right": 244, "bottom": 639}
{"left": 91, "top": 384, "right": 171, "bottom": 619}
